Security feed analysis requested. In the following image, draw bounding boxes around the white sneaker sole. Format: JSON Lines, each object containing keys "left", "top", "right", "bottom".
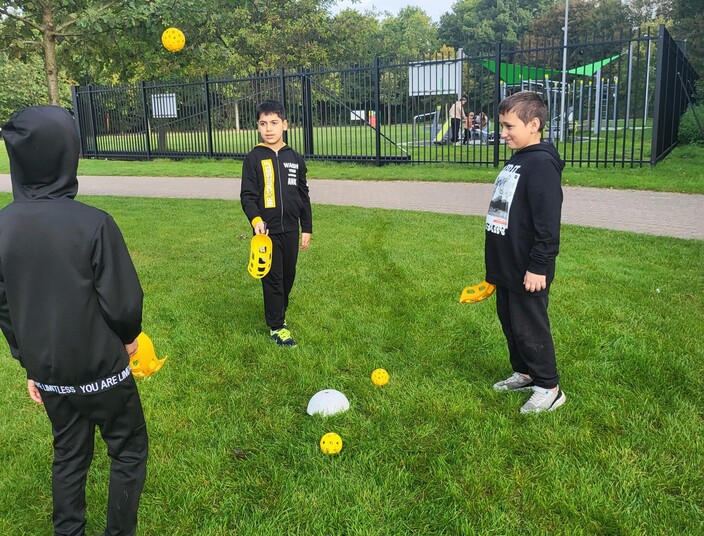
{"left": 520, "top": 391, "right": 567, "bottom": 414}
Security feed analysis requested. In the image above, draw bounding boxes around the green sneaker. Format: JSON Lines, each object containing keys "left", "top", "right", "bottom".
{"left": 270, "top": 328, "right": 297, "bottom": 347}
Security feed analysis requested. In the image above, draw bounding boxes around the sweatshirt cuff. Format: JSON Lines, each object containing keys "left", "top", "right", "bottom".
{"left": 251, "top": 217, "right": 263, "bottom": 228}
{"left": 527, "top": 261, "right": 547, "bottom": 275}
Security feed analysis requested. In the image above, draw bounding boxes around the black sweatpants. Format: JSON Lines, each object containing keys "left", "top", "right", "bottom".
{"left": 495, "top": 285, "right": 559, "bottom": 388}
{"left": 42, "top": 375, "right": 148, "bottom": 536}
{"left": 262, "top": 231, "right": 299, "bottom": 330}
{"left": 450, "top": 118, "right": 462, "bottom": 142}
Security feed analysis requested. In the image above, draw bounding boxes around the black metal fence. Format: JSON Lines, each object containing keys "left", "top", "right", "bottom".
{"left": 72, "top": 25, "right": 698, "bottom": 167}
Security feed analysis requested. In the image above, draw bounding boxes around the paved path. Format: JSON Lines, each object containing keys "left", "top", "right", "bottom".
{"left": 1, "top": 174, "right": 702, "bottom": 240}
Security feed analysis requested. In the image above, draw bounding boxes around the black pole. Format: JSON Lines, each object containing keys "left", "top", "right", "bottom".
{"left": 280, "top": 67, "right": 288, "bottom": 145}
{"left": 493, "top": 43, "right": 502, "bottom": 167}
{"left": 204, "top": 74, "right": 214, "bottom": 157}
{"left": 70, "top": 85, "right": 85, "bottom": 159}
{"left": 140, "top": 81, "right": 152, "bottom": 160}
{"left": 374, "top": 57, "right": 382, "bottom": 166}
{"left": 301, "top": 68, "right": 314, "bottom": 157}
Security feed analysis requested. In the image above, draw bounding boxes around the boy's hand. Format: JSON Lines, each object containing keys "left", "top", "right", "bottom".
{"left": 125, "top": 339, "right": 139, "bottom": 357}
{"left": 523, "top": 271, "right": 546, "bottom": 293}
{"left": 27, "top": 380, "right": 43, "bottom": 404}
{"left": 254, "top": 221, "right": 268, "bottom": 235}
{"left": 301, "top": 233, "right": 311, "bottom": 251}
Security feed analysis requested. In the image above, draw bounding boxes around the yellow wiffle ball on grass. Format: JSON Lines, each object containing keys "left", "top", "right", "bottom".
{"left": 320, "top": 432, "right": 343, "bottom": 455}
{"left": 161, "top": 27, "right": 186, "bottom": 53}
{"left": 371, "top": 368, "right": 390, "bottom": 386}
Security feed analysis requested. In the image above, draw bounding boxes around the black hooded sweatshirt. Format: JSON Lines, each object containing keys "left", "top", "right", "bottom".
{"left": 241, "top": 144, "right": 312, "bottom": 235}
{"left": 0, "top": 106, "right": 143, "bottom": 386}
{"left": 485, "top": 142, "right": 564, "bottom": 295}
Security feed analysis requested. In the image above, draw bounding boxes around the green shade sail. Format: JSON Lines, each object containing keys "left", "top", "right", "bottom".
{"left": 481, "top": 54, "right": 622, "bottom": 84}
{"left": 480, "top": 60, "right": 561, "bottom": 85}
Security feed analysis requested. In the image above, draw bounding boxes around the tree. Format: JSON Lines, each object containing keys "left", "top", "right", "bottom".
{"left": 670, "top": 0, "right": 704, "bottom": 75}
{"left": 379, "top": 6, "right": 439, "bottom": 61}
{"left": 0, "top": 1, "right": 130, "bottom": 104}
{"left": 438, "top": 0, "right": 550, "bottom": 53}
{"left": 0, "top": 50, "right": 70, "bottom": 121}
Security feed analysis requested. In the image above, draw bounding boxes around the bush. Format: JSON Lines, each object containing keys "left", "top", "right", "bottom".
{"left": 678, "top": 104, "right": 704, "bottom": 144}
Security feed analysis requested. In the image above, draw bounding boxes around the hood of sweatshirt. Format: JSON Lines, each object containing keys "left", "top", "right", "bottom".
{"left": 1, "top": 106, "right": 79, "bottom": 201}
{"left": 515, "top": 141, "right": 565, "bottom": 172}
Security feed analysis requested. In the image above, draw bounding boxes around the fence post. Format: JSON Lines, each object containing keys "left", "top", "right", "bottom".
{"left": 374, "top": 57, "right": 382, "bottom": 166}
{"left": 70, "top": 85, "right": 85, "bottom": 159}
{"left": 86, "top": 85, "right": 99, "bottom": 158}
{"left": 650, "top": 24, "right": 666, "bottom": 166}
{"left": 204, "top": 74, "right": 214, "bottom": 157}
{"left": 279, "top": 67, "right": 288, "bottom": 145}
{"left": 140, "top": 81, "right": 152, "bottom": 160}
{"left": 493, "top": 43, "right": 502, "bottom": 167}
{"left": 301, "top": 68, "right": 314, "bottom": 157}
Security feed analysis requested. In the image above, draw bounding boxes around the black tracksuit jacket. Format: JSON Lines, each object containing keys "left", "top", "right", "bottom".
{"left": 240, "top": 144, "right": 313, "bottom": 234}
{"left": 485, "top": 142, "right": 564, "bottom": 295}
{"left": 0, "top": 106, "right": 143, "bottom": 386}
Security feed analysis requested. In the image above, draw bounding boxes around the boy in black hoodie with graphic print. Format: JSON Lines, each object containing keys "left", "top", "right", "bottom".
{"left": 241, "top": 101, "right": 312, "bottom": 347}
{"left": 485, "top": 92, "right": 566, "bottom": 414}
{"left": 0, "top": 106, "right": 148, "bottom": 536}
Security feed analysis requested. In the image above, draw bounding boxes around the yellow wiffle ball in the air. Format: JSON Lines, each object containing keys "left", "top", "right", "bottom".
{"left": 161, "top": 27, "right": 186, "bottom": 53}
{"left": 320, "top": 432, "right": 343, "bottom": 455}
{"left": 371, "top": 368, "right": 390, "bottom": 386}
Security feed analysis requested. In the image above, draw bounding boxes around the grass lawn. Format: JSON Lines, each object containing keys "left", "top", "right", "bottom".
{"left": 1, "top": 142, "right": 703, "bottom": 194}
{"left": 0, "top": 195, "right": 702, "bottom": 535}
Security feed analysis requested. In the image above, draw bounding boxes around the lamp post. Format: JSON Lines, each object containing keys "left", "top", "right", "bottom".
{"left": 559, "top": 0, "right": 569, "bottom": 141}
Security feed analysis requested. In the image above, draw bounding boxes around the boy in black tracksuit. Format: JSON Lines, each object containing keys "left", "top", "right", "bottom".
{"left": 241, "top": 100, "right": 312, "bottom": 347}
{"left": 485, "top": 92, "right": 566, "bottom": 414}
{"left": 0, "top": 106, "right": 148, "bottom": 535}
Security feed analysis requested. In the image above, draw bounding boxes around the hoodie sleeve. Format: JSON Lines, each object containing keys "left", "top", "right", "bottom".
{"left": 298, "top": 155, "right": 313, "bottom": 233}
{"left": 241, "top": 154, "right": 262, "bottom": 226}
{"left": 526, "top": 159, "right": 563, "bottom": 275}
{"left": 0, "top": 271, "right": 21, "bottom": 361}
{"left": 91, "top": 215, "right": 143, "bottom": 344}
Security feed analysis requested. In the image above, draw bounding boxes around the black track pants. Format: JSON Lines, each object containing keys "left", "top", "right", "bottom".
{"left": 450, "top": 118, "right": 462, "bottom": 142}
{"left": 42, "top": 375, "right": 148, "bottom": 536}
{"left": 495, "top": 285, "right": 559, "bottom": 389}
{"left": 262, "top": 231, "right": 299, "bottom": 330}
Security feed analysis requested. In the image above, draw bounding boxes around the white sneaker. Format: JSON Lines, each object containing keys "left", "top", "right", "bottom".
{"left": 493, "top": 372, "right": 534, "bottom": 391}
{"left": 520, "top": 386, "right": 566, "bottom": 414}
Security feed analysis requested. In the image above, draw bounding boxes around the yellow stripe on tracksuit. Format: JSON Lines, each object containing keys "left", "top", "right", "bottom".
{"left": 262, "top": 159, "right": 275, "bottom": 208}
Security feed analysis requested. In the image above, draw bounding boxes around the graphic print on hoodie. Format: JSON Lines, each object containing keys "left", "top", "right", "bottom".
{"left": 485, "top": 141, "right": 564, "bottom": 295}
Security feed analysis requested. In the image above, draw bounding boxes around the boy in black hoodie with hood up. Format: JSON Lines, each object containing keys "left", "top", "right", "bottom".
{"left": 0, "top": 106, "right": 148, "bottom": 536}
{"left": 485, "top": 92, "right": 567, "bottom": 414}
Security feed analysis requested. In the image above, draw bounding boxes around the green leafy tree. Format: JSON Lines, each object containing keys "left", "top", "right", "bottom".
{"left": 670, "top": 0, "right": 704, "bottom": 74}
{"left": 0, "top": 50, "right": 70, "bottom": 121}
{"left": 439, "top": 0, "right": 549, "bottom": 52}
{"left": 0, "top": 1, "right": 132, "bottom": 103}
{"left": 380, "top": 6, "right": 439, "bottom": 61}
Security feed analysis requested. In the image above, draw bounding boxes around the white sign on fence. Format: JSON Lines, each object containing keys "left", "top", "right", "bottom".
{"left": 350, "top": 110, "right": 367, "bottom": 121}
{"left": 151, "top": 93, "right": 178, "bottom": 118}
{"left": 408, "top": 55, "right": 463, "bottom": 97}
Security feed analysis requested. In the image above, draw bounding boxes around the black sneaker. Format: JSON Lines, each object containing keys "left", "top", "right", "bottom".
{"left": 270, "top": 328, "right": 297, "bottom": 347}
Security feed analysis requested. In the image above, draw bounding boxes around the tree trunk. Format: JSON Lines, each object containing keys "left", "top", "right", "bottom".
{"left": 41, "top": 2, "right": 60, "bottom": 105}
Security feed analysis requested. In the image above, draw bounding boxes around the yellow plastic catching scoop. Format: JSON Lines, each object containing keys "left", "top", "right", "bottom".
{"left": 248, "top": 234, "right": 273, "bottom": 279}
{"left": 129, "top": 332, "right": 168, "bottom": 378}
{"left": 460, "top": 281, "right": 496, "bottom": 304}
